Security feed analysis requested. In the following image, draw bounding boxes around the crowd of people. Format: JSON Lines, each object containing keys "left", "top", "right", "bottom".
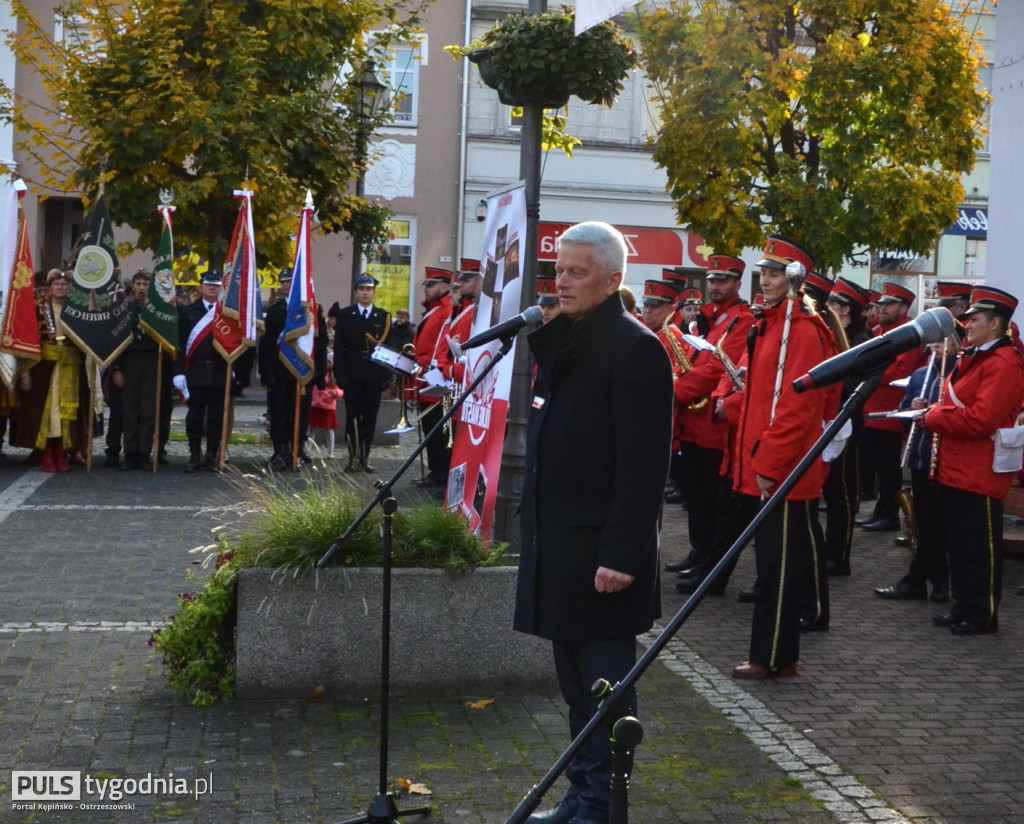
{"left": 4, "top": 227, "right": 1024, "bottom": 824}
{"left": 515, "top": 221, "right": 1024, "bottom": 824}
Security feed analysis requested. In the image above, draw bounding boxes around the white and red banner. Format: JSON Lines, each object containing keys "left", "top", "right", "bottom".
{"left": 213, "top": 188, "right": 262, "bottom": 363}
{"left": 445, "top": 182, "right": 527, "bottom": 541}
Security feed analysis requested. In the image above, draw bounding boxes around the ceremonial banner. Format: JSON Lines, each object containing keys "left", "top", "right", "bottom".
{"left": 445, "top": 182, "right": 527, "bottom": 541}
{"left": 0, "top": 180, "right": 39, "bottom": 387}
{"left": 279, "top": 193, "right": 317, "bottom": 384}
{"left": 61, "top": 192, "right": 134, "bottom": 367}
{"left": 213, "top": 189, "right": 262, "bottom": 363}
{"left": 139, "top": 202, "right": 179, "bottom": 356}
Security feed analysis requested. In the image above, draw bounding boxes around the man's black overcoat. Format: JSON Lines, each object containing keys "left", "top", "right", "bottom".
{"left": 514, "top": 291, "right": 673, "bottom": 642}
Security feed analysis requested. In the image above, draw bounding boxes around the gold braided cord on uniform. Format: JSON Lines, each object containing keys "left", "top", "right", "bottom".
{"left": 363, "top": 313, "right": 392, "bottom": 355}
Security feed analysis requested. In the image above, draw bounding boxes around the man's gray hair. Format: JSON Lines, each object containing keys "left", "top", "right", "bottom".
{"left": 557, "top": 221, "right": 628, "bottom": 276}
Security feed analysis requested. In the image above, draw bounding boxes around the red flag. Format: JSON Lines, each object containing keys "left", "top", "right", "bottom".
{"left": 213, "top": 189, "right": 262, "bottom": 363}
{"left": 0, "top": 183, "right": 41, "bottom": 370}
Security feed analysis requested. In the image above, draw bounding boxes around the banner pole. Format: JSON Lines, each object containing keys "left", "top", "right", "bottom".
{"left": 152, "top": 350, "right": 163, "bottom": 472}
{"left": 86, "top": 358, "right": 96, "bottom": 473}
{"left": 292, "top": 382, "right": 301, "bottom": 469}
{"left": 219, "top": 366, "right": 232, "bottom": 469}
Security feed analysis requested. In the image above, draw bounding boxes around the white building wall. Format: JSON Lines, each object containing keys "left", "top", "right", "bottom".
{"left": 986, "top": 1, "right": 1024, "bottom": 313}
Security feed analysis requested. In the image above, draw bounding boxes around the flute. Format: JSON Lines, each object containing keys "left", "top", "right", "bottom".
{"left": 901, "top": 349, "right": 936, "bottom": 467}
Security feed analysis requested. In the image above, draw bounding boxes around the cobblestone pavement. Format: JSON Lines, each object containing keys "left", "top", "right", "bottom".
{"left": 1, "top": 391, "right": 1022, "bottom": 823}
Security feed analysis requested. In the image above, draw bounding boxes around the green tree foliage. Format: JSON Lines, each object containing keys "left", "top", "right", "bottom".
{"left": 638, "top": 0, "right": 987, "bottom": 271}
{"left": 2, "top": 0, "right": 425, "bottom": 267}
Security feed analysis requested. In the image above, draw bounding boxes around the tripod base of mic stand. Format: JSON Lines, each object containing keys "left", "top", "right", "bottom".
{"left": 338, "top": 791, "right": 432, "bottom": 824}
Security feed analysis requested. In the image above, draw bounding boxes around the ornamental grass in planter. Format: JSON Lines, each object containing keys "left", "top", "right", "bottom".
{"left": 151, "top": 466, "right": 508, "bottom": 707}
{"left": 447, "top": 6, "right": 637, "bottom": 108}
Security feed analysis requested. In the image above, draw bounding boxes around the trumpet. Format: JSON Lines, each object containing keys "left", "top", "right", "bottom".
{"left": 385, "top": 375, "right": 415, "bottom": 435}
{"left": 663, "top": 315, "right": 708, "bottom": 412}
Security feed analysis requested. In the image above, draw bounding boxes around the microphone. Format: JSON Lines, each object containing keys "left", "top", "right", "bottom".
{"left": 460, "top": 305, "right": 544, "bottom": 349}
{"left": 792, "top": 306, "right": 955, "bottom": 394}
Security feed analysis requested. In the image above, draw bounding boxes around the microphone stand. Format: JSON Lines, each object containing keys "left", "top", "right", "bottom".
{"left": 502, "top": 369, "right": 885, "bottom": 824}
{"left": 317, "top": 333, "right": 519, "bottom": 824}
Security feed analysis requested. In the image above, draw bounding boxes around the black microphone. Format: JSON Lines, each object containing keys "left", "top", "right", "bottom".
{"left": 792, "top": 306, "right": 955, "bottom": 394}
{"left": 460, "top": 305, "right": 544, "bottom": 349}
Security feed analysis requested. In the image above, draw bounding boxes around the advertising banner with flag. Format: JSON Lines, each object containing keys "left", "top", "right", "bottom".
{"left": 61, "top": 192, "right": 134, "bottom": 367}
{"left": 279, "top": 192, "right": 317, "bottom": 384}
{"left": 139, "top": 202, "right": 179, "bottom": 356}
{"left": 445, "top": 182, "right": 527, "bottom": 541}
{"left": 213, "top": 189, "right": 262, "bottom": 363}
{"left": 0, "top": 179, "right": 39, "bottom": 388}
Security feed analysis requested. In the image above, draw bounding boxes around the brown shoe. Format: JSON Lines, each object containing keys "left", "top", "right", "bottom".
{"left": 732, "top": 661, "right": 797, "bottom": 680}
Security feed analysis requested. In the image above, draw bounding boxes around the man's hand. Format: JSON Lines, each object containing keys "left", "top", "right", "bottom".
{"left": 756, "top": 473, "right": 776, "bottom": 500}
{"left": 18, "top": 373, "right": 30, "bottom": 392}
{"left": 595, "top": 566, "right": 634, "bottom": 594}
{"left": 111, "top": 370, "right": 125, "bottom": 389}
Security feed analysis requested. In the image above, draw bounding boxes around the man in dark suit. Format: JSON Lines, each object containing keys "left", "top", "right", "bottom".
{"left": 516, "top": 222, "right": 673, "bottom": 824}
{"left": 174, "top": 271, "right": 228, "bottom": 473}
{"left": 333, "top": 274, "right": 392, "bottom": 472}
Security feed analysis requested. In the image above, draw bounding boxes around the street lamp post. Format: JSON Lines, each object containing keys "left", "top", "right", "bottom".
{"left": 350, "top": 60, "right": 389, "bottom": 291}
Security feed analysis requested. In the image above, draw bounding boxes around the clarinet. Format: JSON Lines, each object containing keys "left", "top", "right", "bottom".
{"left": 928, "top": 348, "right": 949, "bottom": 480}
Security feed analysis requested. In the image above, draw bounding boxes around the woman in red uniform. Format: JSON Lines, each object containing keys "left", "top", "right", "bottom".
{"left": 922, "top": 286, "right": 1024, "bottom": 634}
{"left": 726, "top": 235, "right": 833, "bottom": 680}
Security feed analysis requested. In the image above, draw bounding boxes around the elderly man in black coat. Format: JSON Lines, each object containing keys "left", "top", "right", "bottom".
{"left": 516, "top": 221, "right": 673, "bottom": 824}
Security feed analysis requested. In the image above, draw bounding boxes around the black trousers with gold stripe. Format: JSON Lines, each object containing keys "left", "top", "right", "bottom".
{"left": 937, "top": 483, "right": 1003, "bottom": 629}
{"left": 740, "top": 495, "right": 820, "bottom": 670}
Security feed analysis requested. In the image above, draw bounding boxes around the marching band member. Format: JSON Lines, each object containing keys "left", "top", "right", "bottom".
{"left": 728, "top": 235, "right": 832, "bottom": 680}
{"left": 671, "top": 255, "right": 754, "bottom": 597}
{"left": 411, "top": 267, "right": 453, "bottom": 487}
{"left": 435, "top": 259, "right": 481, "bottom": 386}
{"left": 537, "top": 274, "right": 561, "bottom": 324}
{"left": 822, "top": 277, "right": 874, "bottom": 576}
{"left": 858, "top": 283, "right": 927, "bottom": 532}
{"left": 923, "top": 286, "right": 1024, "bottom": 634}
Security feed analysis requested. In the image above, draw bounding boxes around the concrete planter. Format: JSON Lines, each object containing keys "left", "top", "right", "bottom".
{"left": 235, "top": 566, "right": 555, "bottom": 700}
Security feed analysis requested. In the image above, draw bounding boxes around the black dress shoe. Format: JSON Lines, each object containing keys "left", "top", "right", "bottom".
{"left": 527, "top": 798, "right": 578, "bottom": 824}
{"left": 861, "top": 517, "right": 899, "bottom": 532}
{"left": 675, "top": 577, "right": 724, "bottom": 596}
{"left": 933, "top": 613, "right": 962, "bottom": 627}
{"left": 799, "top": 618, "right": 829, "bottom": 632}
{"left": 951, "top": 618, "right": 997, "bottom": 635}
{"left": 664, "top": 489, "right": 685, "bottom": 505}
{"left": 674, "top": 566, "right": 701, "bottom": 579}
{"left": 893, "top": 536, "right": 908, "bottom": 547}
{"left": 930, "top": 590, "right": 950, "bottom": 604}
{"left": 664, "top": 552, "right": 699, "bottom": 573}
{"left": 826, "top": 561, "right": 850, "bottom": 577}
{"left": 874, "top": 582, "right": 927, "bottom": 600}
{"left": 735, "top": 587, "right": 758, "bottom": 603}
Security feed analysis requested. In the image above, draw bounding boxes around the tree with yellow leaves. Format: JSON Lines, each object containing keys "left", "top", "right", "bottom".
{"left": 1, "top": 0, "right": 426, "bottom": 266}
{"left": 638, "top": 0, "right": 987, "bottom": 272}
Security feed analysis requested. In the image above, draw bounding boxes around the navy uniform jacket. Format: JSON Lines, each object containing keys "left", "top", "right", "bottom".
{"left": 514, "top": 291, "right": 673, "bottom": 642}
{"left": 333, "top": 304, "right": 391, "bottom": 386}
{"left": 176, "top": 300, "right": 226, "bottom": 389}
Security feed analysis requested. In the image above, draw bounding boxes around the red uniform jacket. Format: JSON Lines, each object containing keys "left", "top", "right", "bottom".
{"left": 674, "top": 297, "right": 754, "bottom": 452}
{"left": 435, "top": 299, "right": 476, "bottom": 385}
{"left": 733, "top": 301, "right": 833, "bottom": 500}
{"left": 412, "top": 294, "right": 452, "bottom": 403}
{"left": 862, "top": 316, "right": 927, "bottom": 432}
{"left": 925, "top": 338, "right": 1024, "bottom": 499}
